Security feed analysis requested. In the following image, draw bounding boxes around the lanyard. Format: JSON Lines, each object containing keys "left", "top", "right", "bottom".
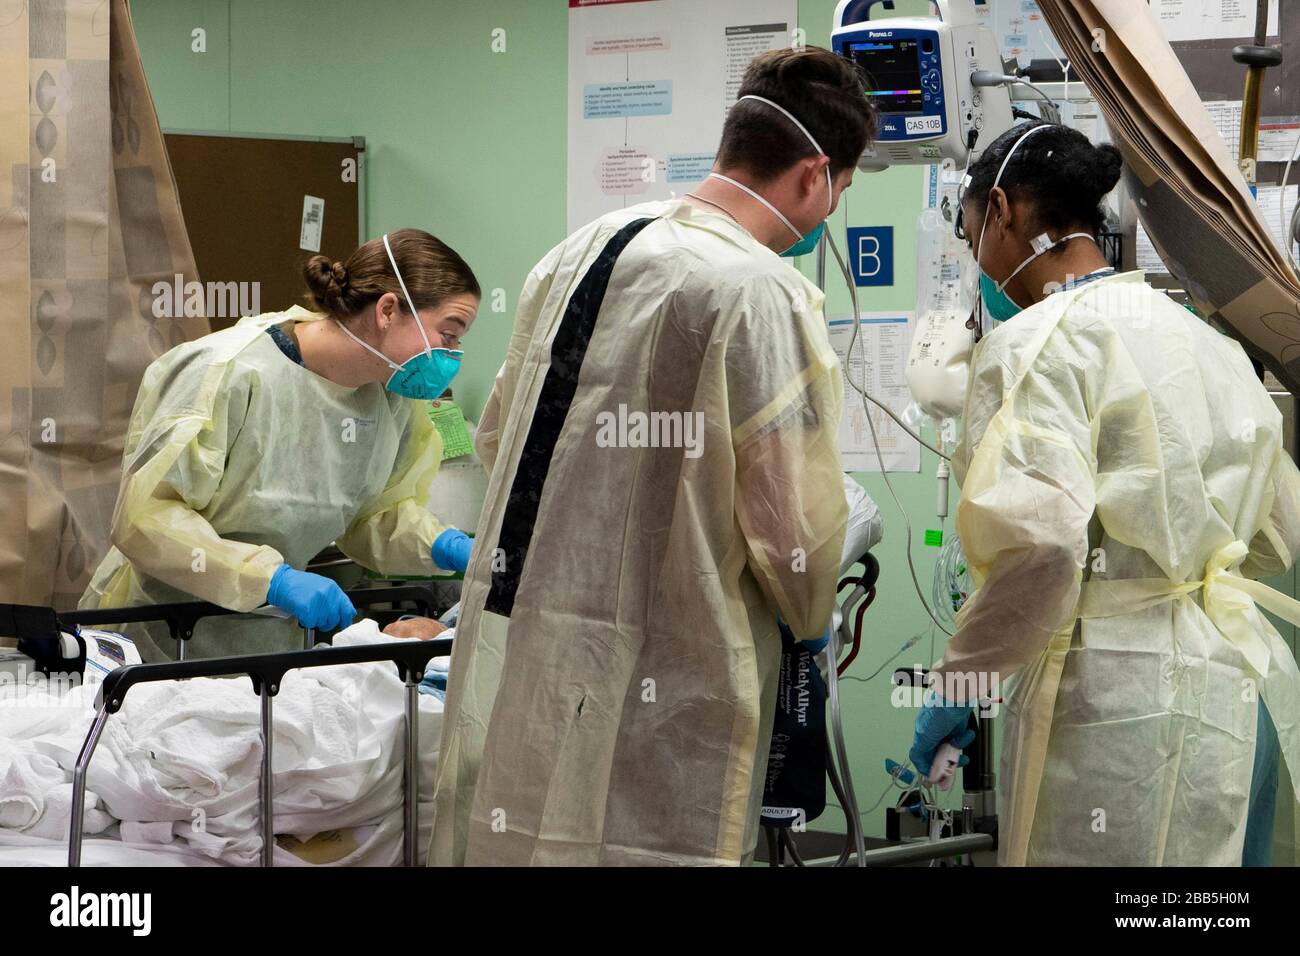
{"left": 1057, "top": 267, "right": 1116, "bottom": 293}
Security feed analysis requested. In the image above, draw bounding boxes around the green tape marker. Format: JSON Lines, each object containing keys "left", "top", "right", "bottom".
{"left": 428, "top": 399, "right": 475, "bottom": 461}
{"left": 924, "top": 529, "right": 944, "bottom": 547}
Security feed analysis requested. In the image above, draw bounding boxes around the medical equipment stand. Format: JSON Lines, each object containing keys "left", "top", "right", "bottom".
{"left": 1233, "top": 0, "right": 1282, "bottom": 190}
{"left": 875, "top": 667, "right": 997, "bottom": 866}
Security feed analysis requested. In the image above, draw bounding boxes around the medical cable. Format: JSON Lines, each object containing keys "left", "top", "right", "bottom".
{"left": 851, "top": 764, "right": 918, "bottom": 822}
{"left": 694, "top": 179, "right": 943, "bottom": 459}
{"left": 825, "top": 226, "right": 954, "bottom": 637}
{"left": 839, "top": 628, "right": 925, "bottom": 685}
{"left": 931, "top": 534, "right": 972, "bottom": 631}
{"left": 789, "top": 150, "right": 961, "bottom": 862}
{"left": 824, "top": 752, "right": 858, "bottom": 867}
{"left": 827, "top": 596, "right": 868, "bottom": 865}
{"left": 782, "top": 830, "right": 806, "bottom": 866}
{"left": 825, "top": 753, "right": 945, "bottom": 863}
{"left": 822, "top": 224, "right": 954, "bottom": 860}
{"left": 764, "top": 826, "right": 781, "bottom": 866}
{"left": 825, "top": 276, "right": 949, "bottom": 457}
{"left": 823, "top": 740, "right": 918, "bottom": 866}
{"left": 822, "top": 583, "right": 920, "bottom": 865}
{"left": 850, "top": 381, "right": 947, "bottom": 458}
{"left": 823, "top": 215, "right": 966, "bottom": 856}
{"left": 969, "top": 70, "right": 1059, "bottom": 111}
{"left": 817, "top": 197, "right": 948, "bottom": 459}
{"left": 857, "top": 385, "right": 947, "bottom": 457}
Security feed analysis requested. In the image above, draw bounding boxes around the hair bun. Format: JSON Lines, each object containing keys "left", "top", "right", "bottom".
{"left": 303, "top": 254, "right": 349, "bottom": 311}
{"left": 1090, "top": 143, "right": 1124, "bottom": 197}
{"left": 301, "top": 229, "right": 481, "bottom": 322}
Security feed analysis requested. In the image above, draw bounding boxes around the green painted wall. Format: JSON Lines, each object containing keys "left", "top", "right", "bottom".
{"left": 133, "top": 0, "right": 1297, "bottom": 852}
{"left": 130, "top": 0, "right": 947, "bottom": 842}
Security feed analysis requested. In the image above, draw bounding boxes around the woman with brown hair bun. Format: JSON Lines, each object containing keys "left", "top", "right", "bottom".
{"left": 80, "top": 229, "right": 480, "bottom": 660}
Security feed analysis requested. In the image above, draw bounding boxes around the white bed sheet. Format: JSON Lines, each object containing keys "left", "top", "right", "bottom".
{"left": 0, "top": 620, "right": 443, "bottom": 867}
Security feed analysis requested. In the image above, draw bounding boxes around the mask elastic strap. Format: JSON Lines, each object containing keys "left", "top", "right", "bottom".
{"left": 996, "top": 231, "right": 1095, "bottom": 294}
{"left": 975, "top": 124, "right": 1054, "bottom": 323}
{"left": 708, "top": 172, "right": 804, "bottom": 242}
{"left": 738, "top": 94, "right": 834, "bottom": 217}
{"left": 382, "top": 232, "right": 434, "bottom": 358}
{"left": 334, "top": 232, "right": 440, "bottom": 377}
{"left": 335, "top": 315, "right": 402, "bottom": 372}
{"left": 989, "top": 124, "right": 1051, "bottom": 196}
{"left": 727, "top": 94, "right": 834, "bottom": 218}
{"left": 737, "top": 95, "right": 821, "bottom": 155}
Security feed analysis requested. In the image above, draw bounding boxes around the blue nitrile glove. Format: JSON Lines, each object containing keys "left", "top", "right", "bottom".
{"left": 909, "top": 689, "right": 976, "bottom": 777}
{"left": 265, "top": 564, "right": 356, "bottom": 631}
{"left": 432, "top": 529, "right": 472, "bottom": 574}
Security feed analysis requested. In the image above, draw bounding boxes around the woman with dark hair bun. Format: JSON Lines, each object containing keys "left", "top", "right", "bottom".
{"left": 80, "top": 229, "right": 481, "bottom": 659}
{"left": 960, "top": 121, "right": 1123, "bottom": 326}
{"left": 908, "top": 121, "right": 1300, "bottom": 866}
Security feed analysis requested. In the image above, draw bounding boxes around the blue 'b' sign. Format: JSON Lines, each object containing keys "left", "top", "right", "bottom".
{"left": 846, "top": 226, "right": 894, "bottom": 287}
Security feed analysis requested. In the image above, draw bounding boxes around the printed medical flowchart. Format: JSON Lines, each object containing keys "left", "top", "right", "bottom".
{"left": 567, "top": 0, "right": 797, "bottom": 231}
{"left": 979, "top": 0, "right": 1066, "bottom": 69}
{"left": 828, "top": 314, "right": 920, "bottom": 473}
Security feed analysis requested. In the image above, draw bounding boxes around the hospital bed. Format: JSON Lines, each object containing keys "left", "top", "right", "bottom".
{"left": 4, "top": 475, "right": 888, "bottom": 869}
{"left": 0, "top": 588, "right": 451, "bottom": 868}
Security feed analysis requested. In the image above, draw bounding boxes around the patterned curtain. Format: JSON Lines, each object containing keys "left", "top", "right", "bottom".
{"left": 0, "top": 0, "right": 209, "bottom": 608}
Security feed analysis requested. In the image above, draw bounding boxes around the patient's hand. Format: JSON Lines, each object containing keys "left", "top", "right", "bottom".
{"left": 382, "top": 617, "right": 449, "bottom": 640}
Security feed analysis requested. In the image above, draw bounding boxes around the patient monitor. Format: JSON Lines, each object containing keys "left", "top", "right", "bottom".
{"left": 833, "top": 1, "right": 1016, "bottom": 423}
{"left": 832, "top": 0, "right": 1013, "bottom": 171}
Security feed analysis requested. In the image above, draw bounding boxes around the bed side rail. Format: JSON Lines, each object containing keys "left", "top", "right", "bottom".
{"left": 69, "top": 633, "right": 452, "bottom": 869}
{"left": 57, "top": 584, "right": 439, "bottom": 656}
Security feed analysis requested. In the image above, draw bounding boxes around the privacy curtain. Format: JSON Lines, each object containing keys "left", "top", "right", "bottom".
{"left": 1036, "top": 0, "right": 1300, "bottom": 393}
{"left": 0, "top": 0, "right": 209, "bottom": 608}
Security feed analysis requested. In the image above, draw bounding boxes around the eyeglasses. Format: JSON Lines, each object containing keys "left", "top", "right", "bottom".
{"left": 952, "top": 172, "right": 972, "bottom": 241}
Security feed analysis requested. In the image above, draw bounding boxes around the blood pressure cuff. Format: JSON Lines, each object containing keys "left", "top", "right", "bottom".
{"left": 760, "top": 626, "right": 829, "bottom": 828}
